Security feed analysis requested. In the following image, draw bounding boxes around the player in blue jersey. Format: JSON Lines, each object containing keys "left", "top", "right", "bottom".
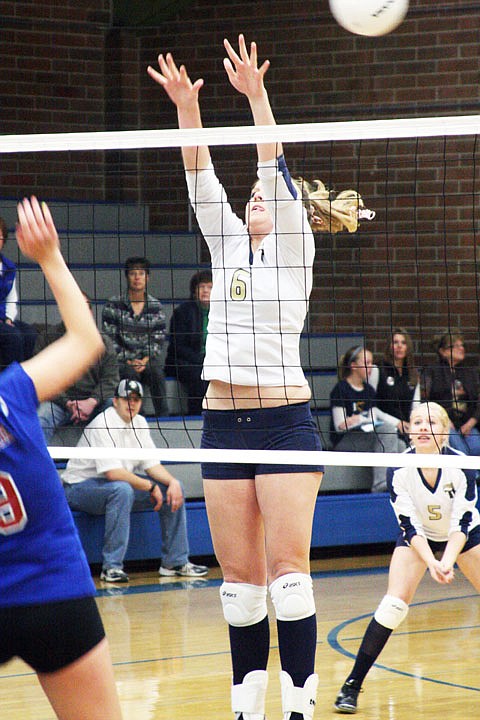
{"left": 0, "top": 197, "right": 122, "bottom": 719}
{"left": 334, "top": 401, "right": 480, "bottom": 714}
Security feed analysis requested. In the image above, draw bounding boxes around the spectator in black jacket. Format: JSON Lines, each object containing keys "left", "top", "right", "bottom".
{"left": 165, "top": 269, "right": 212, "bottom": 415}
{"left": 422, "top": 328, "right": 480, "bottom": 455}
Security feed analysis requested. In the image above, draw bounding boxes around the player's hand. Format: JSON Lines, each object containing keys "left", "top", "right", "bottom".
{"left": 223, "top": 34, "right": 270, "bottom": 100}
{"left": 16, "top": 197, "right": 60, "bottom": 264}
{"left": 428, "top": 559, "right": 454, "bottom": 584}
{"left": 147, "top": 53, "right": 204, "bottom": 109}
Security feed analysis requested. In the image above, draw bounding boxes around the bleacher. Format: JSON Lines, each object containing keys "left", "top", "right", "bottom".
{"left": 1, "top": 197, "right": 381, "bottom": 562}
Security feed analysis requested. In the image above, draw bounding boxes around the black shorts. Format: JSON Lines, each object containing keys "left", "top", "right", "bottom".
{"left": 201, "top": 401, "right": 324, "bottom": 479}
{"left": 395, "top": 524, "right": 480, "bottom": 556}
{"left": 0, "top": 596, "right": 105, "bottom": 673}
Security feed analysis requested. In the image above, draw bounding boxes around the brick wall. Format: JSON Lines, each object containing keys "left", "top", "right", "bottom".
{"left": 2, "top": 0, "right": 480, "bottom": 358}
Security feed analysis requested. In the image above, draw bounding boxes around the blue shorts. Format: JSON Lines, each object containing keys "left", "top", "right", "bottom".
{"left": 201, "top": 401, "right": 324, "bottom": 479}
{"left": 395, "top": 523, "right": 480, "bottom": 555}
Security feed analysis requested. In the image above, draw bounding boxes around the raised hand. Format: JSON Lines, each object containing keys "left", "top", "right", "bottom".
{"left": 16, "top": 197, "right": 60, "bottom": 264}
{"left": 147, "top": 53, "right": 204, "bottom": 110}
{"left": 223, "top": 34, "right": 270, "bottom": 101}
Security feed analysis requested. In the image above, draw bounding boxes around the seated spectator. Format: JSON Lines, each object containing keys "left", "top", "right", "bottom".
{"left": 369, "top": 327, "right": 420, "bottom": 441}
{"left": 35, "top": 293, "right": 119, "bottom": 443}
{"left": 330, "top": 345, "right": 407, "bottom": 492}
{"left": 0, "top": 215, "right": 37, "bottom": 366}
{"left": 164, "top": 269, "right": 212, "bottom": 415}
{"left": 62, "top": 378, "right": 208, "bottom": 583}
{"left": 422, "top": 328, "right": 480, "bottom": 455}
{"left": 102, "top": 256, "right": 168, "bottom": 416}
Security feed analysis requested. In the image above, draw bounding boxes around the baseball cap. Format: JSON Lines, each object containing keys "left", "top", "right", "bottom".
{"left": 115, "top": 379, "right": 144, "bottom": 398}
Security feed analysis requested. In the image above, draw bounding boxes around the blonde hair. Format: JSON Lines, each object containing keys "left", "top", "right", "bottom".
{"left": 293, "top": 178, "right": 374, "bottom": 234}
{"left": 410, "top": 402, "right": 450, "bottom": 446}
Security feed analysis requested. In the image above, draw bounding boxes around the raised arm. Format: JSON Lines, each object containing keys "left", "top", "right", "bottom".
{"left": 223, "top": 34, "right": 282, "bottom": 163}
{"left": 147, "top": 53, "right": 210, "bottom": 172}
{"left": 17, "top": 197, "right": 104, "bottom": 403}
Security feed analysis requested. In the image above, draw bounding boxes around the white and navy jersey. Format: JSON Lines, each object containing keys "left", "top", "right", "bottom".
{"left": 186, "top": 156, "right": 315, "bottom": 387}
{"left": 0, "top": 363, "right": 95, "bottom": 608}
{"left": 387, "top": 447, "right": 480, "bottom": 543}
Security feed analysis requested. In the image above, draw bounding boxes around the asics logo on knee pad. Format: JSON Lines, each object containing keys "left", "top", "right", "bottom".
{"left": 220, "top": 582, "right": 267, "bottom": 627}
{"left": 270, "top": 573, "right": 316, "bottom": 621}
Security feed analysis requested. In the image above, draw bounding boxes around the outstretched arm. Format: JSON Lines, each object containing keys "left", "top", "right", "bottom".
{"left": 223, "top": 34, "right": 282, "bottom": 163}
{"left": 147, "top": 54, "right": 210, "bottom": 172}
{"left": 17, "top": 197, "right": 104, "bottom": 403}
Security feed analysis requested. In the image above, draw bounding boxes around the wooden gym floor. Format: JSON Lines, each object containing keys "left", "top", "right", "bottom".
{"left": 1, "top": 551, "right": 479, "bottom": 719}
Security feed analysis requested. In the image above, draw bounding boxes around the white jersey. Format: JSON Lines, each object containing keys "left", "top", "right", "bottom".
{"left": 386, "top": 447, "right": 480, "bottom": 543}
{"left": 186, "top": 156, "right": 315, "bottom": 387}
{"left": 62, "top": 405, "right": 159, "bottom": 483}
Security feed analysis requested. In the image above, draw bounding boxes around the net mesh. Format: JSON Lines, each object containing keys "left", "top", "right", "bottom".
{"left": 2, "top": 117, "right": 480, "bottom": 477}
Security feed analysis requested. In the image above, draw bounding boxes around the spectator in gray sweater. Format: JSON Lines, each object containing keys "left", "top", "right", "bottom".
{"left": 102, "top": 256, "right": 168, "bottom": 416}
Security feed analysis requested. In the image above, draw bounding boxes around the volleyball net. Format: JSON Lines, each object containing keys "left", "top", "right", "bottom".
{"left": 2, "top": 113, "right": 480, "bottom": 477}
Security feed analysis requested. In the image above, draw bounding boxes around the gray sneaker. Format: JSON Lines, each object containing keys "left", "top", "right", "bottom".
{"left": 159, "top": 562, "right": 208, "bottom": 577}
{"left": 100, "top": 568, "right": 129, "bottom": 583}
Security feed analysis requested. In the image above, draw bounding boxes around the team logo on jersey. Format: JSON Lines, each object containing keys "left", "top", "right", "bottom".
{"left": 0, "top": 423, "right": 13, "bottom": 450}
{"left": 443, "top": 482, "right": 455, "bottom": 499}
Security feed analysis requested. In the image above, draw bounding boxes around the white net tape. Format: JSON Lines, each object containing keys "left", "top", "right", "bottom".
{"left": 47, "top": 446, "right": 480, "bottom": 470}
{"left": 2, "top": 114, "right": 480, "bottom": 153}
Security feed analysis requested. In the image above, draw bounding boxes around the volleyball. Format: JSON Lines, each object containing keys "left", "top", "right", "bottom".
{"left": 329, "top": 0, "right": 409, "bottom": 37}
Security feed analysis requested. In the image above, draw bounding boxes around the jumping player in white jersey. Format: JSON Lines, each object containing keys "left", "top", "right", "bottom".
{"left": 334, "top": 401, "right": 480, "bottom": 714}
{"left": 147, "top": 34, "right": 346, "bottom": 720}
{"left": 0, "top": 198, "right": 122, "bottom": 719}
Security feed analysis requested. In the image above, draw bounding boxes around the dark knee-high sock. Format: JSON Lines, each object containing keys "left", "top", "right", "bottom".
{"left": 348, "top": 618, "right": 393, "bottom": 685}
{"left": 277, "top": 614, "right": 317, "bottom": 720}
{"left": 277, "top": 614, "right": 317, "bottom": 686}
{"left": 229, "top": 615, "right": 270, "bottom": 685}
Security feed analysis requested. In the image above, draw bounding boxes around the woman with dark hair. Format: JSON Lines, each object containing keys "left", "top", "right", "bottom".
{"left": 330, "top": 345, "right": 407, "bottom": 492}
{"left": 423, "top": 328, "right": 480, "bottom": 456}
{"left": 164, "top": 268, "right": 213, "bottom": 414}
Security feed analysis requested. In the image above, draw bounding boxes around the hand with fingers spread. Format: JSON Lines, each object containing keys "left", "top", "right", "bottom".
{"left": 223, "top": 34, "right": 270, "bottom": 102}
{"left": 147, "top": 53, "right": 203, "bottom": 112}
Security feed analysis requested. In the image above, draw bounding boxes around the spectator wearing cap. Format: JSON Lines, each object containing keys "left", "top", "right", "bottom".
{"left": 165, "top": 269, "right": 212, "bottom": 414}
{"left": 62, "top": 379, "right": 208, "bottom": 583}
{"left": 102, "top": 256, "right": 168, "bottom": 416}
{"left": 35, "top": 292, "right": 119, "bottom": 443}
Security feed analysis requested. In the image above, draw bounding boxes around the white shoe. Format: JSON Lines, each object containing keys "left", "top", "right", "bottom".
{"left": 232, "top": 669, "right": 268, "bottom": 720}
{"left": 280, "top": 671, "right": 318, "bottom": 720}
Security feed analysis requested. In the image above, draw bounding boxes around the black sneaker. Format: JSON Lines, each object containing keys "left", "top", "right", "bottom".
{"left": 334, "top": 679, "right": 362, "bottom": 713}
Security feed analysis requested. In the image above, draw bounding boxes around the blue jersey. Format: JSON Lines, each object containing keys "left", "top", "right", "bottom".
{"left": 0, "top": 363, "right": 95, "bottom": 607}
